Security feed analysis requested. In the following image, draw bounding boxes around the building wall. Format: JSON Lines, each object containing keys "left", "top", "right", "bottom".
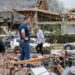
{"left": 67, "top": 25, "right": 75, "bottom": 34}
{"left": 62, "top": 10, "right": 75, "bottom": 35}
{"left": 61, "top": 24, "right": 75, "bottom": 34}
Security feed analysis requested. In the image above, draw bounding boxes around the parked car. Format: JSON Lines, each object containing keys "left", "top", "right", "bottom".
{"left": 10, "top": 38, "right": 51, "bottom": 50}
{"left": 64, "top": 42, "right": 75, "bottom": 50}
{"left": 10, "top": 38, "right": 20, "bottom": 49}
{"left": 2, "top": 35, "right": 19, "bottom": 48}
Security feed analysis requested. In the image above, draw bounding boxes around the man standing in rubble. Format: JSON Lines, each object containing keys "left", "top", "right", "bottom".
{"left": 19, "top": 16, "right": 31, "bottom": 67}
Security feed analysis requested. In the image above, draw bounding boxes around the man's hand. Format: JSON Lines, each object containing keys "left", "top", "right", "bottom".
{"left": 21, "top": 29, "right": 28, "bottom": 41}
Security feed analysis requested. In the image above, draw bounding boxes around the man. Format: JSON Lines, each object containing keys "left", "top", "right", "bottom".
{"left": 35, "top": 26, "right": 45, "bottom": 55}
{"left": 19, "top": 16, "right": 31, "bottom": 67}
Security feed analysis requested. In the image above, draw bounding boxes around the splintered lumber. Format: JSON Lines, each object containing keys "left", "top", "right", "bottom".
{"left": 56, "top": 64, "right": 64, "bottom": 74}
{"left": 10, "top": 56, "right": 49, "bottom": 65}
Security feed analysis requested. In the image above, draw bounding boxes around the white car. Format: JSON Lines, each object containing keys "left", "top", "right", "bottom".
{"left": 10, "top": 38, "right": 19, "bottom": 49}
{"left": 10, "top": 38, "right": 51, "bottom": 50}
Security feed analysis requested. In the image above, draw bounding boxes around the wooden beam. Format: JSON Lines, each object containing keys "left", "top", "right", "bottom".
{"left": 35, "top": 21, "right": 62, "bottom": 25}
{"left": 34, "top": 21, "right": 75, "bottom": 25}
{"left": 10, "top": 56, "right": 49, "bottom": 65}
{"left": 56, "top": 64, "right": 64, "bottom": 74}
{"left": 15, "top": 8, "right": 59, "bottom": 16}
{"left": 63, "top": 21, "right": 75, "bottom": 24}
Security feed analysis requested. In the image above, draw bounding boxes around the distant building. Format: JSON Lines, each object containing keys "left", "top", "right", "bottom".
{"left": 15, "top": 0, "right": 62, "bottom": 33}
{"left": 0, "top": 0, "right": 62, "bottom": 34}
{"left": 62, "top": 8, "right": 75, "bottom": 34}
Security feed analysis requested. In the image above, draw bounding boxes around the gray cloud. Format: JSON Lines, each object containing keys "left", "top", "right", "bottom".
{"left": 0, "top": 0, "right": 38, "bottom": 9}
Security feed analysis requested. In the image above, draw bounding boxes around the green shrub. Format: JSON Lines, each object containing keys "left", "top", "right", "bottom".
{"left": 47, "top": 34, "right": 75, "bottom": 43}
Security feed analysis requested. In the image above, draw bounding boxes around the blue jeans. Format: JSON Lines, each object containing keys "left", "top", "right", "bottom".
{"left": 20, "top": 40, "right": 30, "bottom": 60}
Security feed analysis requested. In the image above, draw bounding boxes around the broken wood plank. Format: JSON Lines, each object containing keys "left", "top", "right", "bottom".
{"left": 10, "top": 56, "right": 49, "bottom": 65}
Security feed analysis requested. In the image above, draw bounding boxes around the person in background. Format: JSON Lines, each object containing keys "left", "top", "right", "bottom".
{"left": 34, "top": 26, "right": 45, "bottom": 55}
{"left": 19, "top": 16, "right": 31, "bottom": 67}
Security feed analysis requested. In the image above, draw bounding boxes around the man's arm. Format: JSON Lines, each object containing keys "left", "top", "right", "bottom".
{"left": 21, "top": 29, "right": 28, "bottom": 41}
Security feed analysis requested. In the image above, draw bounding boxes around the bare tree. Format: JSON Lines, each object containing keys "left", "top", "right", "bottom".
{"left": 47, "top": 0, "right": 64, "bottom": 13}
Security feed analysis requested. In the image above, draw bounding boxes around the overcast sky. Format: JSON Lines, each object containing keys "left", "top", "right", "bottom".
{"left": 0, "top": 0, "right": 75, "bottom": 9}
{"left": 0, "top": 0, "right": 37, "bottom": 9}
{"left": 59, "top": 0, "right": 75, "bottom": 9}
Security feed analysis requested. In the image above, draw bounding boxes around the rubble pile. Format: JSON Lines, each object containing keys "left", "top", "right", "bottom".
{"left": 0, "top": 53, "right": 20, "bottom": 75}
